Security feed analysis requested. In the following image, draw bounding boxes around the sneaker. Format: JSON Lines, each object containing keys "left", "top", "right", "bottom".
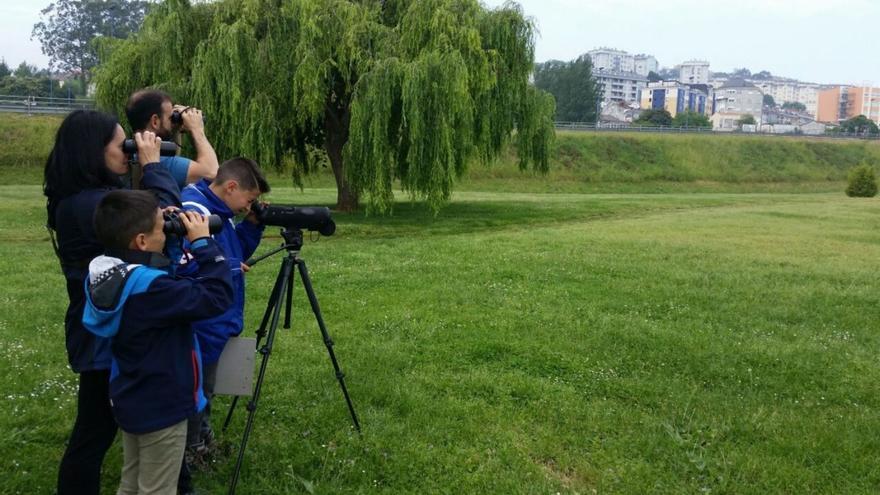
{"left": 185, "top": 443, "right": 210, "bottom": 472}
{"left": 202, "top": 429, "right": 216, "bottom": 452}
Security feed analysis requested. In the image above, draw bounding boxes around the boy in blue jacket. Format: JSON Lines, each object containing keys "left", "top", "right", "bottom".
{"left": 82, "top": 190, "right": 233, "bottom": 494}
{"left": 178, "top": 157, "right": 270, "bottom": 457}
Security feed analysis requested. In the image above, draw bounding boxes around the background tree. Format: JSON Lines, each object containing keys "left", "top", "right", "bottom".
{"left": 13, "top": 62, "right": 39, "bottom": 78}
{"left": 647, "top": 70, "right": 662, "bottom": 82}
{"left": 671, "top": 110, "right": 711, "bottom": 128}
{"left": 763, "top": 94, "right": 776, "bottom": 107}
{"left": 533, "top": 55, "right": 599, "bottom": 122}
{"left": 32, "top": 0, "right": 150, "bottom": 92}
{"left": 731, "top": 68, "right": 752, "bottom": 78}
{"left": 737, "top": 114, "right": 757, "bottom": 127}
{"left": 0, "top": 61, "right": 62, "bottom": 97}
{"left": 95, "top": 0, "right": 554, "bottom": 213}
{"left": 840, "top": 115, "right": 880, "bottom": 136}
{"left": 633, "top": 108, "right": 672, "bottom": 127}
{"left": 657, "top": 67, "right": 679, "bottom": 81}
{"left": 782, "top": 101, "right": 807, "bottom": 112}
{"left": 0, "top": 60, "right": 12, "bottom": 79}
{"left": 752, "top": 70, "right": 773, "bottom": 80}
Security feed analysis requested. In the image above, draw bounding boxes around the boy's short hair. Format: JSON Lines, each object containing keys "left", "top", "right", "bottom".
{"left": 94, "top": 190, "right": 160, "bottom": 250}
{"left": 125, "top": 89, "right": 172, "bottom": 131}
{"left": 215, "top": 157, "right": 271, "bottom": 194}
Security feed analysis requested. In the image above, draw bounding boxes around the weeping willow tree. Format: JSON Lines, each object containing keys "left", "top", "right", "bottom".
{"left": 95, "top": 0, "right": 554, "bottom": 212}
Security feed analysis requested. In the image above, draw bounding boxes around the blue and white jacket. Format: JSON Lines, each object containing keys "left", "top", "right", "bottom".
{"left": 82, "top": 239, "right": 233, "bottom": 434}
{"left": 179, "top": 179, "right": 264, "bottom": 364}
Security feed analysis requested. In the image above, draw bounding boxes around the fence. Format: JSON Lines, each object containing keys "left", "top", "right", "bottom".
{"left": 0, "top": 94, "right": 96, "bottom": 115}
{"left": 555, "top": 121, "right": 880, "bottom": 141}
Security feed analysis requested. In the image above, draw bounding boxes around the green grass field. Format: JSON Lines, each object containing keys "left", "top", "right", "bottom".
{"left": 2, "top": 182, "right": 879, "bottom": 493}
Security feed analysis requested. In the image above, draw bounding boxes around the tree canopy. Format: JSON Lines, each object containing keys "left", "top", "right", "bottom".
{"left": 840, "top": 115, "right": 880, "bottom": 136}
{"left": 737, "top": 114, "right": 757, "bottom": 126}
{"left": 763, "top": 94, "right": 776, "bottom": 107}
{"left": 32, "top": 0, "right": 150, "bottom": 89}
{"left": 671, "top": 110, "right": 711, "bottom": 129}
{"left": 533, "top": 55, "right": 599, "bottom": 122}
{"left": 782, "top": 101, "right": 806, "bottom": 112}
{"left": 633, "top": 109, "right": 672, "bottom": 127}
{"left": 0, "top": 61, "right": 65, "bottom": 98}
{"left": 94, "top": 0, "right": 554, "bottom": 213}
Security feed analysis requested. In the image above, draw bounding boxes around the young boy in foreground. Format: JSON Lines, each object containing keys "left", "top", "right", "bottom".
{"left": 82, "top": 190, "right": 233, "bottom": 494}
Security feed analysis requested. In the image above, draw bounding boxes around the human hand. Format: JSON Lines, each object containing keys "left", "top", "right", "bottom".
{"left": 135, "top": 131, "right": 161, "bottom": 166}
{"left": 240, "top": 262, "right": 251, "bottom": 273}
{"left": 161, "top": 206, "right": 179, "bottom": 216}
{"left": 179, "top": 211, "right": 210, "bottom": 242}
{"left": 176, "top": 105, "right": 205, "bottom": 134}
{"left": 245, "top": 200, "right": 267, "bottom": 224}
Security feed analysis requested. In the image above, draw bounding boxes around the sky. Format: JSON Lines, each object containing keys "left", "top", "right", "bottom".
{"left": 1, "top": 0, "right": 878, "bottom": 85}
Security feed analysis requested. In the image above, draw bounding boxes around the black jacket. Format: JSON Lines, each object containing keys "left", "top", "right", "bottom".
{"left": 51, "top": 162, "right": 180, "bottom": 372}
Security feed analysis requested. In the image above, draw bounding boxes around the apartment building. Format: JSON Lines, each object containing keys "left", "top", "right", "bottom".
{"left": 594, "top": 69, "right": 648, "bottom": 105}
{"left": 817, "top": 85, "right": 880, "bottom": 124}
{"left": 753, "top": 80, "right": 820, "bottom": 117}
{"left": 711, "top": 79, "right": 763, "bottom": 130}
{"left": 634, "top": 54, "right": 659, "bottom": 77}
{"left": 678, "top": 60, "right": 711, "bottom": 85}
{"left": 639, "top": 81, "right": 709, "bottom": 117}
{"left": 587, "top": 48, "right": 634, "bottom": 73}
{"left": 587, "top": 48, "right": 658, "bottom": 77}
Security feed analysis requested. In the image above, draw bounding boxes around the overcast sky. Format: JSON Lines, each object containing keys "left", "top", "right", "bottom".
{"left": 2, "top": 0, "right": 877, "bottom": 85}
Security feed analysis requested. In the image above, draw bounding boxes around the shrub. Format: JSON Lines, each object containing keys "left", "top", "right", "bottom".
{"left": 846, "top": 164, "right": 878, "bottom": 197}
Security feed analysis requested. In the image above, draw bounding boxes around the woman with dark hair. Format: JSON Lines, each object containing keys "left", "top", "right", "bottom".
{"left": 44, "top": 109, "right": 180, "bottom": 495}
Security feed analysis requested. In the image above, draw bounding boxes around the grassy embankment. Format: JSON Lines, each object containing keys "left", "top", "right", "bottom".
{"left": 3, "top": 113, "right": 878, "bottom": 193}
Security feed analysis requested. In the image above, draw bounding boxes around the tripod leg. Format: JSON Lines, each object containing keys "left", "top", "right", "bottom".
{"left": 228, "top": 255, "right": 294, "bottom": 495}
{"left": 284, "top": 261, "right": 294, "bottom": 329}
{"left": 256, "top": 258, "right": 289, "bottom": 346}
{"left": 222, "top": 256, "right": 288, "bottom": 433}
{"left": 296, "top": 259, "right": 361, "bottom": 433}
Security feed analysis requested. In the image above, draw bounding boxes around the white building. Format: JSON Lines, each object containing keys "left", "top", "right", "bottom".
{"left": 587, "top": 48, "right": 658, "bottom": 77}
{"left": 753, "top": 80, "right": 820, "bottom": 117}
{"left": 678, "top": 60, "right": 711, "bottom": 85}
{"left": 633, "top": 54, "right": 659, "bottom": 77}
{"left": 587, "top": 48, "right": 634, "bottom": 73}
{"left": 593, "top": 69, "right": 648, "bottom": 106}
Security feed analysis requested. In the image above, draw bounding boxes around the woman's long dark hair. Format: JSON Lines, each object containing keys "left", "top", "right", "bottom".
{"left": 43, "top": 110, "right": 124, "bottom": 228}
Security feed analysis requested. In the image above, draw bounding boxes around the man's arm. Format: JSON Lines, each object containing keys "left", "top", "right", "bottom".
{"left": 177, "top": 106, "right": 219, "bottom": 183}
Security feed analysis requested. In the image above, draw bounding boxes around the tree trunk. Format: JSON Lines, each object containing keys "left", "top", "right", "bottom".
{"left": 324, "top": 94, "right": 358, "bottom": 212}
{"left": 326, "top": 136, "right": 359, "bottom": 211}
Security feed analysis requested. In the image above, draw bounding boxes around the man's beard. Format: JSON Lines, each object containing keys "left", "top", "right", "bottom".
{"left": 156, "top": 125, "right": 179, "bottom": 142}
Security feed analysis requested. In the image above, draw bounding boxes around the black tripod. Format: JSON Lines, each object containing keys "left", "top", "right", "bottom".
{"left": 222, "top": 228, "right": 360, "bottom": 494}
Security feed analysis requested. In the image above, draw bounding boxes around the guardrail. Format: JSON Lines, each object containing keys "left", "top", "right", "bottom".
{"left": 555, "top": 122, "right": 880, "bottom": 140}
{"left": 0, "top": 94, "right": 96, "bottom": 115}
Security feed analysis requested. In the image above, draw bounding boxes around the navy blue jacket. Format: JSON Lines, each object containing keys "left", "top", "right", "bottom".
{"left": 51, "top": 162, "right": 180, "bottom": 373}
{"left": 179, "top": 179, "right": 264, "bottom": 364}
{"left": 83, "top": 238, "right": 233, "bottom": 434}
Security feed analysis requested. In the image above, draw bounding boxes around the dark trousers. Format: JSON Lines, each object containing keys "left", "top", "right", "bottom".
{"left": 57, "top": 370, "right": 118, "bottom": 495}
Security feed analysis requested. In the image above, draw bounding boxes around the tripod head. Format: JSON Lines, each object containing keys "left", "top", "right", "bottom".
{"left": 245, "top": 228, "right": 305, "bottom": 267}
{"left": 280, "top": 228, "right": 304, "bottom": 252}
